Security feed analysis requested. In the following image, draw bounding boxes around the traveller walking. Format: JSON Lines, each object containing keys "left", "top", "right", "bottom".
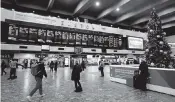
{"left": 27, "top": 58, "right": 47, "bottom": 101}
{"left": 49, "top": 61, "right": 54, "bottom": 72}
{"left": 54, "top": 61, "right": 58, "bottom": 72}
{"left": 81, "top": 60, "right": 86, "bottom": 71}
{"left": 71, "top": 61, "right": 82, "bottom": 92}
{"left": 1, "top": 60, "right": 7, "bottom": 75}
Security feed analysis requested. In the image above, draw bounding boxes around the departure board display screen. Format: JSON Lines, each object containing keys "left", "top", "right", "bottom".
{"left": 29, "top": 28, "right": 38, "bottom": 42}
{"left": 8, "top": 24, "right": 19, "bottom": 41}
{"left": 7, "top": 23, "right": 123, "bottom": 49}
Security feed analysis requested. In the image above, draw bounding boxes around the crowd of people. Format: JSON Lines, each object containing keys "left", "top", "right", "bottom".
{"left": 1, "top": 57, "right": 150, "bottom": 101}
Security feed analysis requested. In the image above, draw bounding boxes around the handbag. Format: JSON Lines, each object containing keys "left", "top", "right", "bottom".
{"left": 98, "top": 66, "right": 102, "bottom": 70}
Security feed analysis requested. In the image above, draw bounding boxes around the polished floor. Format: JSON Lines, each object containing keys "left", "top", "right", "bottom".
{"left": 1, "top": 66, "right": 175, "bottom": 102}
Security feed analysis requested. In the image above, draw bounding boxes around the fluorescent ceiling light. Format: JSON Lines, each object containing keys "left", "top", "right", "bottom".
{"left": 95, "top": 1, "right": 100, "bottom": 6}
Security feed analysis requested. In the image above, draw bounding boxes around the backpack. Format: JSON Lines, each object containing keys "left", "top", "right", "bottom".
{"left": 31, "top": 64, "right": 40, "bottom": 76}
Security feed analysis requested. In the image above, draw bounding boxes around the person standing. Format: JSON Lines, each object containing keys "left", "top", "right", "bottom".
{"left": 71, "top": 61, "right": 82, "bottom": 92}
{"left": 99, "top": 59, "right": 105, "bottom": 77}
{"left": 135, "top": 61, "right": 149, "bottom": 91}
{"left": 1, "top": 60, "right": 7, "bottom": 75}
{"left": 24, "top": 59, "right": 28, "bottom": 69}
{"left": 7, "top": 59, "right": 17, "bottom": 80}
{"left": 27, "top": 58, "right": 47, "bottom": 101}
{"left": 54, "top": 61, "right": 58, "bottom": 72}
{"left": 49, "top": 61, "right": 54, "bottom": 72}
{"left": 81, "top": 60, "right": 86, "bottom": 71}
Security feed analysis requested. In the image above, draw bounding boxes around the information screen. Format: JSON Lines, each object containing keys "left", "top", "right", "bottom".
{"left": 98, "top": 35, "right": 104, "bottom": 47}
{"left": 94, "top": 35, "right": 99, "bottom": 46}
{"left": 68, "top": 32, "right": 76, "bottom": 45}
{"left": 46, "top": 30, "right": 54, "bottom": 43}
{"left": 8, "top": 24, "right": 19, "bottom": 41}
{"left": 62, "top": 32, "right": 68, "bottom": 44}
{"left": 7, "top": 23, "right": 123, "bottom": 49}
{"left": 76, "top": 33, "right": 82, "bottom": 45}
{"left": 18, "top": 27, "right": 28, "bottom": 41}
{"left": 87, "top": 34, "right": 94, "bottom": 46}
{"left": 109, "top": 35, "right": 114, "bottom": 47}
{"left": 29, "top": 28, "right": 38, "bottom": 42}
{"left": 54, "top": 31, "right": 62, "bottom": 44}
{"left": 104, "top": 36, "right": 109, "bottom": 47}
{"left": 38, "top": 29, "right": 46, "bottom": 43}
{"left": 82, "top": 34, "right": 88, "bottom": 45}
{"left": 128, "top": 37, "right": 143, "bottom": 50}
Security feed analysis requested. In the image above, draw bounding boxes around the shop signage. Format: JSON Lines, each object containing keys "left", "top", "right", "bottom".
{"left": 74, "top": 47, "right": 82, "bottom": 54}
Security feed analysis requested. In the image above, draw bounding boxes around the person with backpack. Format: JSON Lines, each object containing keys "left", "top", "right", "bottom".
{"left": 71, "top": 61, "right": 82, "bottom": 92}
{"left": 1, "top": 60, "right": 7, "bottom": 76}
{"left": 27, "top": 58, "right": 47, "bottom": 101}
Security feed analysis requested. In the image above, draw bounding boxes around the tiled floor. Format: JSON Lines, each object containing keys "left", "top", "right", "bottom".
{"left": 1, "top": 66, "right": 175, "bottom": 102}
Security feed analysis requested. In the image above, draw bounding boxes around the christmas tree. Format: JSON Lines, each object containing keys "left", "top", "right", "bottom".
{"left": 145, "top": 8, "right": 172, "bottom": 68}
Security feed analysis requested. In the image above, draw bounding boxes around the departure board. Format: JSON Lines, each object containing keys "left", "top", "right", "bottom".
{"left": 109, "top": 35, "right": 114, "bottom": 47}
{"left": 94, "top": 35, "right": 99, "bottom": 47}
{"left": 113, "top": 37, "right": 119, "bottom": 48}
{"left": 8, "top": 24, "right": 19, "bottom": 41}
{"left": 104, "top": 36, "right": 109, "bottom": 47}
{"left": 76, "top": 33, "right": 82, "bottom": 45}
{"left": 62, "top": 32, "right": 68, "bottom": 44}
{"left": 29, "top": 28, "right": 38, "bottom": 42}
{"left": 38, "top": 29, "right": 46, "bottom": 43}
{"left": 98, "top": 35, "right": 104, "bottom": 47}
{"left": 87, "top": 34, "right": 94, "bottom": 46}
{"left": 68, "top": 32, "right": 76, "bottom": 45}
{"left": 82, "top": 34, "right": 88, "bottom": 46}
{"left": 7, "top": 23, "right": 123, "bottom": 49}
{"left": 54, "top": 31, "right": 62, "bottom": 44}
{"left": 18, "top": 27, "right": 28, "bottom": 41}
{"left": 46, "top": 30, "right": 54, "bottom": 43}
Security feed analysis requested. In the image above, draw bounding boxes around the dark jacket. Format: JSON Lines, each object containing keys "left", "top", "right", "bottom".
{"left": 71, "top": 64, "right": 82, "bottom": 81}
{"left": 1, "top": 61, "right": 6, "bottom": 68}
{"left": 36, "top": 63, "right": 47, "bottom": 79}
{"left": 50, "top": 62, "right": 54, "bottom": 68}
{"left": 139, "top": 62, "right": 149, "bottom": 78}
{"left": 81, "top": 61, "right": 85, "bottom": 68}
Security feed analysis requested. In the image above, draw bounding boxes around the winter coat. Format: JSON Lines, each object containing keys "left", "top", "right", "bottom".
{"left": 139, "top": 62, "right": 149, "bottom": 78}
{"left": 71, "top": 64, "right": 82, "bottom": 81}
{"left": 36, "top": 63, "right": 47, "bottom": 79}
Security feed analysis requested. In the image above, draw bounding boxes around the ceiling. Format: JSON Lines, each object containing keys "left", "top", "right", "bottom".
{"left": 1, "top": 0, "right": 175, "bottom": 36}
